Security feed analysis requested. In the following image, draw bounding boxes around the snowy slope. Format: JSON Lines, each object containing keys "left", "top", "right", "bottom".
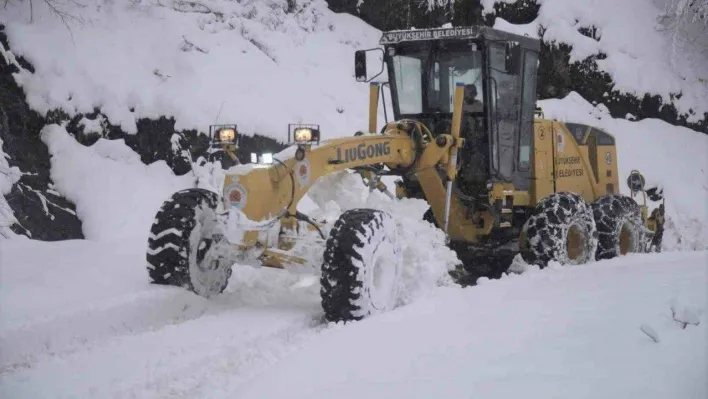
{"left": 1, "top": 237, "right": 705, "bottom": 398}
{"left": 488, "top": 0, "right": 708, "bottom": 124}
{"left": 0, "top": 0, "right": 387, "bottom": 138}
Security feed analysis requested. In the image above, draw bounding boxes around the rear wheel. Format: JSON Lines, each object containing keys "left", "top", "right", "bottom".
{"left": 520, "top": 192, "right": 598, "bottom": 267}
{"left": 591, "top": 194, "right": 647, "bottom": 260}
{"left": 320, "top": 209, "right": 402, "bottom": 323}
{"left": 146, "top": 188, "right": 232, "bottom": 298}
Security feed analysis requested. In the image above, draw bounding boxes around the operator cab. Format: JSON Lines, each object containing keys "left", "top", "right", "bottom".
{"left": 356, "top": 26, "right": 540, "bottom": 197}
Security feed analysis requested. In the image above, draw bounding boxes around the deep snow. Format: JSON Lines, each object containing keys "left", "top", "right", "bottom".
{"left": 0, "top": 238, "right": 705, "bottom": 398}
{"left": 235, "top": 251, "right": 708, "bottom": 399}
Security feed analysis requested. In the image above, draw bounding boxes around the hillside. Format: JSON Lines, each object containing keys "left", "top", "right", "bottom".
{"left": 0, "top": 0, "right": 386, "bottom": 138}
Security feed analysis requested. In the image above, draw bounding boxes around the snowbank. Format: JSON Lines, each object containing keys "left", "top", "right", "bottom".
{"left": 0, "top": 0, "right": 387, "bottom": 140}
{"left": 538, "top": 92, "right": 708, "bottom": 251}
{"left": 489, "top": 0, "right": 708, "bottom": 123}
{"left": 40, "top": 124, "right": 193, "bottom": 241}
{"left": 234, "top": 250, "right": 708, "bottom": 399}
{"left": 306, "top": 171, "right": 459, "bottom": 303}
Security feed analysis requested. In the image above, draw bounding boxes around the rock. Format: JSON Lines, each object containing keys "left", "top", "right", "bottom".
{"left": 0, "top": 34, "right": 84, "bottom": 240}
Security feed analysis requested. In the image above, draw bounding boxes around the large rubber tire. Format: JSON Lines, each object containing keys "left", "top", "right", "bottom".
{"left": 591, "top": 194, "right": 647, "bottom": 260}
{"left": 520, "top": 192, "right": 598, "bottom": 267}
{"left": 146, "top": 188, "right": 232, "bottom": 298}
{"left": 320, "top": 209, "right": 402, "bottom": 323}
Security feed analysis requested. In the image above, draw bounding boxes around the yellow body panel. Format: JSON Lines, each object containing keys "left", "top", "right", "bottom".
{"left": 531, "top": 119, "right": 619, "bottom": 206}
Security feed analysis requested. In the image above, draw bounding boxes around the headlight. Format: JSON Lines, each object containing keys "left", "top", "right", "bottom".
{"left": 294, "top": 128, "right": 313, "bottom": 142}
{"left": 262, "top": 153, "right": 273, "bottom": 164}
{"left": 219, "top": 128, "right": 236, "bottom": 142}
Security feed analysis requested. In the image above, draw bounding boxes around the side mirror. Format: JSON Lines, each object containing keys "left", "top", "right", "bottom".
{"left": 505, "top": 41, "right": 521, "bottom": 73}
{"left": 355, "top": 50, "right": 367, "bottom": 82}
{"left": 353, "top": 48, "right": 385, "bottom": 83}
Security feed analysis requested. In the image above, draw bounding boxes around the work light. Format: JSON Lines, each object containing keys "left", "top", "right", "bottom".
{"left": 219, "top": 128, "right": 236, "bottom": 142}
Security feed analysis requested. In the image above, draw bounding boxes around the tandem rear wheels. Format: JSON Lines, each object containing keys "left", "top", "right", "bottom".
{"left": 520, "top": 192, "right": 598, "bottom": 267}
{"left": 520, "top": 192, "right": 660, "bottom": 268}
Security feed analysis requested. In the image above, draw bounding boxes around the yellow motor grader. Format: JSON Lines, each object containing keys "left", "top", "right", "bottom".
{"left": 146, "top": 25, "right": 664, "bottom": 322}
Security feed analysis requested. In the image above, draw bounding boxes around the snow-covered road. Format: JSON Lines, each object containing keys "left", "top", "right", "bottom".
{"left": 1, "top": 238, "right": 706, "bottom": 399}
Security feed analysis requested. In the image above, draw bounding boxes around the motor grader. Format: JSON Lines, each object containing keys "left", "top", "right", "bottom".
{"left": 145, "top": 25, "right": 665, "bottom": 322}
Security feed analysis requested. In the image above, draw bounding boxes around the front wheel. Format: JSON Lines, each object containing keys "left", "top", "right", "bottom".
{"left": 320, "top": 209, "right": 402, "bottom": 323}
{"left": 146, "top": 188, "right": 232, "bottom": 298}
{"left": 520, "top": 192, "right": 598, "bottom": 267}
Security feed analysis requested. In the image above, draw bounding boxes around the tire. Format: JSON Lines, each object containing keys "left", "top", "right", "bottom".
{"left": 591, "top": 194, "right": 647, "bottom": 260}
{"left": 320, "top": 209, "right": 402, "bottom": 323}
{"left": 146, "top": 188, "right": 232, "bottom": 298}
{"left": 520, "top": 192, "right": 598, "bottom": 267}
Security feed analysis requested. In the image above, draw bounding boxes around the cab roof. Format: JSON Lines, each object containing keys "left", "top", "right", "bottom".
{"left": 379, "top": 25, "right": 541, "bottom": 51}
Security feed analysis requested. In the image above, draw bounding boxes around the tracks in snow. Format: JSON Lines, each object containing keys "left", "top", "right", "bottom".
{"left": 0, "top": 239, "right": 331, "bottom": 398}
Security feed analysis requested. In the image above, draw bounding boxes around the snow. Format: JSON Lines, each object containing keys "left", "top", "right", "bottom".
{"left": 0, "top": 236, "right": 705, "bottom": 398}
{"left": 0, "top": 0, "right": 387, "bottom": 139}
{"left": 40, "top": 124, "right": 194, "bottom": 241}
{"left": 233, "top": 251, "right": 707, "bottom": 399}
{"left": 487, "top": 0, "right": 708, "bottom": 123}
{"left": 77, "top": 115, "right": 106, "bottom": 135}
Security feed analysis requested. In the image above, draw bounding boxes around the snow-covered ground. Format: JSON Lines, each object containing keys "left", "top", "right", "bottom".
{"left": 1, "top": 238, "right": 705, "bottom": 398}
{"left": 0, "top": 0, "right": 706, "bottom": 397}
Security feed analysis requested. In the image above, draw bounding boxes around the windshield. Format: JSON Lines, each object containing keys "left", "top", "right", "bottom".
{"left": 389, "top": 42, "right": 482, "bottom": 116}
